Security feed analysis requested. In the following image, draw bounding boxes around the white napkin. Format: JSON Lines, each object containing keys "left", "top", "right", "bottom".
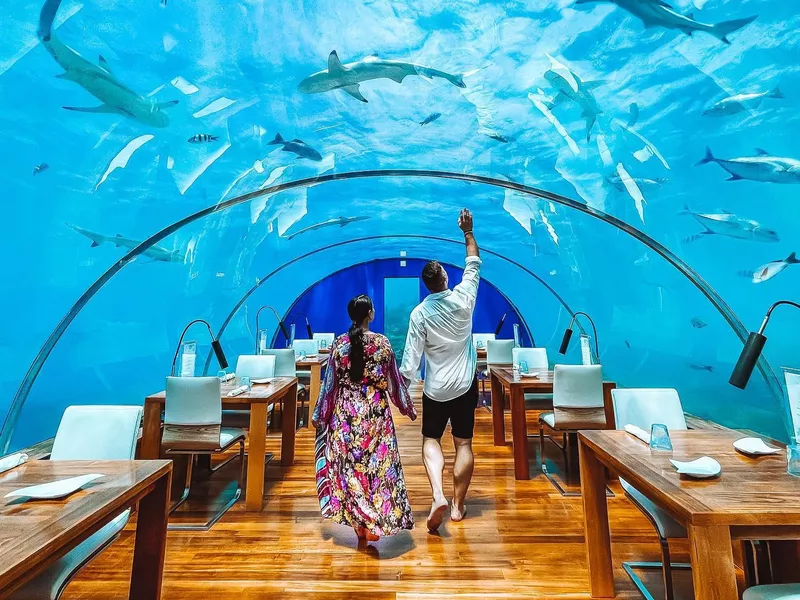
{"left": 0, "top": 453, "right": 29, "bottom": 474}
{"left": 252, "top": 378, "right": 273, "bottom": 384}
{"left": 219, "top": 372, "right": 236, "bottom": 382}
{"left": 624, "top": 424, "right": 651, "bottom": 444}
{"left": 227, "top": 385, "right": 249, "bottom": 397}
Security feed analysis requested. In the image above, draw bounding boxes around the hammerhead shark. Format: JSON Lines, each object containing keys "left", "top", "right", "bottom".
{"left": 38, "top": 0, "right": 178, "bottom": 127}
{"left": 67, "top": 224, "right": 184, "bottom": 263}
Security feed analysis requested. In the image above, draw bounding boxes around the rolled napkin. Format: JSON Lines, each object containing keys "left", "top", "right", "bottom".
{"left": 227, "top": 385, "right": 249, "bottom": 397}
{"left": 219, "top": 372, "right": 236, "bottom": 382}
{"left": 624, "top": 424, "right": 651, "bottom": 445}
{"left": 0, "top": 452, "right": 29, "bottom": 474}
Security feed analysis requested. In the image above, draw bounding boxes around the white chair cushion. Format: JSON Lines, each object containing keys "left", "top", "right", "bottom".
{"left": 612, "top": 388, "right": 686, "bottom": 432}
{"left": 486, "top": 339, "right": 515, "bottom": 365}
{"left": 9, "top": 510, "right": 130, "bottom": 600}
{"left": 293, "top": 339, "right": 319, "bottom": 355}
{"left": 51, "top": 406, "right": 143, "bottom": 461}
{"left": 165, "top": 376, "right": 221, "bottom": 426}
{"left": 259, "top": 349, "right": 298, "bottom": 377}
{"left": 514, "top": 348, "right": 549, "bottom": 371}
{"left": 621, "top": 479, "right": 686, "bottom": 539}
{"left": 553, "top": 364, "right": 604, "bottom": 409}
{"left": 473, "top": 333, "right": 495, "bottom": 349}
{"left": 744, "top": 585, "right": 800, "bottom": 600}
{"left": 219, "top": 428, "right": 244, "bottom": 449}
{"left": 540, "top": 412, "right": 555, "bottom": 428}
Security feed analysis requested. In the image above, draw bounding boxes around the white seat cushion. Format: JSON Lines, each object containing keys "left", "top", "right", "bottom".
{"left": 539, "top": 412, "right": 555, "bottom": 428}
{"left": 219, "top": 428, "right": 245, "bottom": 449}
{"left": 621, "top": 479, "right": 686, "bottom": 539}
{"left": 744, "top": 585, "right": 800, "bottom": 600}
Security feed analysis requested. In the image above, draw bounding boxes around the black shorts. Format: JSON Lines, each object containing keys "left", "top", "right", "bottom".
{"left": 422, "top": 378, "right": 479, "bottom": 440}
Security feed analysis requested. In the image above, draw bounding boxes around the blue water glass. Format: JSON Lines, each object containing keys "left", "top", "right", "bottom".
{"left": 519, "top": 360, "right": 529, "bottom": 374}
{"left": 649, "top": 424, "right": 673, "bottom": 452}
{"left": 788, "top": 445, "right": 800, "bottom": 478}
{"left": 239, "top": 376, "right": 251, "bottom": 391}
{"left": 217, "top": 369, "right": 227, "bottom": 381}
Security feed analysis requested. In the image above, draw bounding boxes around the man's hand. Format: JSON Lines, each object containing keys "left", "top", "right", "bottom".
{"left": 458, "top": 208, "right": 473, "bottom": 234}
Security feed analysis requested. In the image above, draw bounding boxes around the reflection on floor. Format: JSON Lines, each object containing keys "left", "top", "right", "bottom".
{"left": 63, "top": 384, "right": 706, "bottom": 599}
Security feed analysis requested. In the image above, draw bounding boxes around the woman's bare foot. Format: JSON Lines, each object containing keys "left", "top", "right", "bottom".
{"left": 354, "top": 526, "right": 367, "bottom": 540}
{"left": 426, "top": 499, "right": 448, "bottom": 532}
{"left": 450, "top": 501, "right": 467, "bottom": 522}
{"left": 365, "top": 531, "right": 381, "bottom": 542}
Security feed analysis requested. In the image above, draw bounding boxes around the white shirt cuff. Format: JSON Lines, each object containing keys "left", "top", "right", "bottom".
{"left": 465, "top": 256, "right": 482, "bottom": 265}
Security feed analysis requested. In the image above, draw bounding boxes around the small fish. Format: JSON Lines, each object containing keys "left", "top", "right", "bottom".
{"left": 420, "top": 112, "right": 441, "bottom": 126}
{"left": 607, "top": 175, "right": 667, "bottom": 191}
{"left": 703, "top": 87, "right": 784, "bottom": 117}
{"left": 691, "top": 318, "right": 707, "bottom": 329}
{"left": 750, "top": 252, "right": 800, "bottom": 284}
{"left": 627, "top": 103, "right": 639, "bottom": 128}
{"left": 625, "top": 340, "right": 631, "bottom": 349}
{"left": 690, "top": 364, "right": 714, "bottom": 372}
{"left": 269, "top": 133, "right": 322, "bottom": 161}
{"left": 187, "top": 134, "right": 218, "bottom": 143}
{"left": 33, "top": 163, "right": 49, "bottom": 176}
{"left": 679, "top": 205, "right": 779, "bottom": 243}
{"left": 634, "top": 252, "right": 650, "bottom": 266}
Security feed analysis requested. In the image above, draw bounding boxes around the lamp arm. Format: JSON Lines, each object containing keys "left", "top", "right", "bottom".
{"left": 255, "top": 305, "right": 289, "bottom": 352}
{"left": 571, "top": 311, "right": 600, "bottom": 361}
{"left": 761, "top": 301, "right": 800, "bottom": 333}
{"left": 170, "top": 319, "right": 215, "bottom": 376}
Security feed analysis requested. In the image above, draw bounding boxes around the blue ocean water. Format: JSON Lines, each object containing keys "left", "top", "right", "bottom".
{"left": 0, "top": 0, "right": 798, "bottom": 450}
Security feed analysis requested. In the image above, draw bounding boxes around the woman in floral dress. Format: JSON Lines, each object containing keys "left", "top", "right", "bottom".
{"left": 312, "top": 294, "right": 417, "bottom": 542}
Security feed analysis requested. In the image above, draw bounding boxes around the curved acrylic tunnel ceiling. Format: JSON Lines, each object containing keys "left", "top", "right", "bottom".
{"left": 1, "top": 0, "right": 799, "bottom": 448}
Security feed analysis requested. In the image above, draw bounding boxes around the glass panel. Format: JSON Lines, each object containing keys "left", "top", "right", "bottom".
{"left": 383, "top": 278, "right": 420, "bottom": 363}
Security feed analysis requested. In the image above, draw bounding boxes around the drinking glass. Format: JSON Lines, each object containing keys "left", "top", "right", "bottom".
{"left": 649, "top": 424, "right": 673, "bottom": 452}
{"left": 239, "top": 376, "right": 252, "bottom": 391}
{"left": 519, "top": 360, "right": 529, "bottom": 375}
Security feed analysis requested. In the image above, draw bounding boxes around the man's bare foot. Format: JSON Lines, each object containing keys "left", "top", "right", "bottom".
{"left": 451, "top": 501, "right": 467, "bottom": 522}
{"left": 427, "top": 499, "right": 448, "bottom": 532}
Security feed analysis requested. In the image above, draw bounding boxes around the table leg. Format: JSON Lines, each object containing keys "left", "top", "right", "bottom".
{"left": 510, "top": 387, "right": 529, "bottom": 480}
{"left": 491, "top": 373, "right": 506, "bottom": 446}
{"left": 245, "top": 403, "right": 267, "bottom": 511}
{"left": 281, "top": 382, "right": 298, "bottom": 467}
{"left": 140, "top": 402, "right": 162, "bottom": 460}
{"left": 307, "top": 364, "right": 322, "bottom": 427}
{"left": 688, "top": 524, "right": 738, "bottom": 600}
{"left": 130, "top": 468, "right": 171, "bottom": 600}
{"left": 579, "top": 437, "right": 614, "bottom": 598}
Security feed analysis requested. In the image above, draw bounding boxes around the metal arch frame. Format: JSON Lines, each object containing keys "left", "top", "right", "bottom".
{"left": 0, "top": 169, "right": 782, "bottom": 453}
{"left": 200, "top": 241, "right": 562, "bottom": 375}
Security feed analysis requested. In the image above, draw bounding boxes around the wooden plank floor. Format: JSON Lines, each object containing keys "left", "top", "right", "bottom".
{"left": 63, "top": 384, "right": 699, "bottom": 599}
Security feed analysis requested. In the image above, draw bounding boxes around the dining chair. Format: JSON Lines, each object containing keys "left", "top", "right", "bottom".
{"left": 10, "top": 405, "right": 143, "bottom": 600}
{"left": 612, "top": 388, "right": 690, "bottom": 600}
{"left": 743, "top": 585, "right": 800, "bottom": 600}
{"left": 513, "top": 348, "right": 553, "bottom": 407}
{"left": 472, "top": 332, "right": 496, "bottom": 350}
{"left": 163, "top": 376, "right": 245, "bottom": 530}
{"left": 313, "top": 332, "right": 336, "bottom": 350}
{"left": 482, "top": 339, "right": 514, "bottom": 408}
{"left": 222, "top": 354, "right": 277, "bottom": 436}
{"left": 261, "top": 348, "right": 308, "bottom": 429}
{"left": 292, "top": 339, "right": 319, "bottom": 357}
{"left": 475, "top": 333, "right": 498, "bottom": 397}
{"left": 539, "top": 364, "right": 606, "bottom": 496}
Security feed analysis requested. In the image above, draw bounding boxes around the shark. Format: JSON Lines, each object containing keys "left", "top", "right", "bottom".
{"left": 67, "top": 224, "right": 184, "bottom": 263}
{"left": 38, "top": 0, "right": 178, "bottom": 127}
{"left": 703, "top": 87, "right": 784, "bottom": 117}
{"left": 542, "top": 54, "right": 603, "bottom": 142}
{"left": 284, "top": 216, "right": 370, "bottom": 240}
{"left": 298, "top": 51, "right": 465, "bottom": 103}
{"left": 696, "top": 147, "right": 800, "bottom": 184}
{"left": 678, "top": 206, "right": 779, "bottom": 243}
{"left": 574, "top": 0, "right": 757, "bottom": 44}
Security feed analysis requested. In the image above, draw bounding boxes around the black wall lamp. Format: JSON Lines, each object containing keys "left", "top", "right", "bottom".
{"left": 292, "top": 312, "right": 314, "bottom": 338}
{"left": 170, "top": 319, "right": 228, "bottom": 375}
{"left": 558, "top": 311, "right": 600, "bottom": 362}
{"left": 255, "top": 305, "right": 290, "bottom": 353}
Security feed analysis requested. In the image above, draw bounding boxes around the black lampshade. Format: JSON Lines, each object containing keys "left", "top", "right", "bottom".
{"left": 306, "top": 318, "right": 314, "bottom": 338}
{"left": 494, "top": 313, "right": 506, "bottom": 336}
{"left": 729, "top": 331, "right": 767, "bottom": 389}
{"left": 211, "top": 339, "right": 229, "bottom": 370}
{"left": 279, "top": 320, "right": 291, "bottom": 339}
{"left": 558, "top": 327, "right": 574, "bottom": 355}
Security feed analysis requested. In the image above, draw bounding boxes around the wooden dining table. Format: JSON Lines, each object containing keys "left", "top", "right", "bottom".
{"left": 490, "top": 367, "right": 616, "bottom": 480}
{"left": 142, "top": 377, "right": 298, "bottom": 512}
{"left": 0, "top": 459, "right": 172, "bottom": 599}
{"left": 579, "top": 429, "right": 800, "bottom": 599}
{"left": 297, "top": 354, "right": 329, "bottom": 425}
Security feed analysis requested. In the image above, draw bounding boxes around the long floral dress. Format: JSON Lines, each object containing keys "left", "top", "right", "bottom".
{"left": 312, "top": 331, "right": 416, "bottom": 536}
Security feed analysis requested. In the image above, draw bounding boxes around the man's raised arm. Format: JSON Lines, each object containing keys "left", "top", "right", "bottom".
{"left": 459, "top": 208, "right": 479, "bottom": 258}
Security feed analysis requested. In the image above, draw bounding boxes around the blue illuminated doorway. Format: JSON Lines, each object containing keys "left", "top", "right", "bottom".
{"left": 384, "top": 278, "right": 420, "bottom": 361}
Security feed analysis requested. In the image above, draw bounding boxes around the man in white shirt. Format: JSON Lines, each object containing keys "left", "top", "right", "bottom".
{"left": 400, "top": 208, "right": 481, "bottom": 532}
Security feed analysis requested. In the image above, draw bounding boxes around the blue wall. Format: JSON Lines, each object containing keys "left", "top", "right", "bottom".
{"left": 274, "top": 258, "right": 532, "bottom": 349}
